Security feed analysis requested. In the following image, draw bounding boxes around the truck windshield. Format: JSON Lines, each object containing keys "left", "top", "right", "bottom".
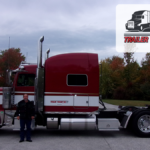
{"left": 17, "top": 74, "right": 35, "bottom": 86}
{"left": 136, "top": 15, "right": 143, "bottom": 19}
{"left": 132, "top": 14, "right": 143, "bottom": 19}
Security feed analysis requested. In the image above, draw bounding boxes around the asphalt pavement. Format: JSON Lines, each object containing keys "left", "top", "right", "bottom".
{"left": 0, "top": 103, "right": 150, "bottom": 150}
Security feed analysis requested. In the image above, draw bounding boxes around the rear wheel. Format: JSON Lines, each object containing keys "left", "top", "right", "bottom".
{"left": 132, "top": 110, "right": 150, "bottom": 137}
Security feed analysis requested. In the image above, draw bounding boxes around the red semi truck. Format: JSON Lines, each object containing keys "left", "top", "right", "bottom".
{"left": 0, "top": 36, "right": 150, "bottom": 137}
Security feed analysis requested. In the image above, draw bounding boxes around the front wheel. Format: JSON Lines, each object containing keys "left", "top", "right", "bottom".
{"left": 140, "top": 25, "right": 144, "bottom": 31}
{"left": 132, "top": 110, "right": 150, "bottom": 137}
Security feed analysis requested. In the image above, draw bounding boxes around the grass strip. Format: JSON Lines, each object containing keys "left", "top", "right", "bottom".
{"left": 103, "top": 99, "right": 150, "bottom": 106}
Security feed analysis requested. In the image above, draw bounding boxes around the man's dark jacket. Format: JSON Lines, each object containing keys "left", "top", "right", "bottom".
{"left": 15, "top": 100, "right": 35, "bottom": 119}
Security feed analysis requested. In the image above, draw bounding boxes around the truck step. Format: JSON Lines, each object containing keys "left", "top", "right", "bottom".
{"left": 98, "top": 129, "right": 119, "bottom": 131}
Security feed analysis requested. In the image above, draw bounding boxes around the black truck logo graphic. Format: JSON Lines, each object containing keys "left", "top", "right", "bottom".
{"left": 125, "top": 10, "right": 150, "bottom": 32}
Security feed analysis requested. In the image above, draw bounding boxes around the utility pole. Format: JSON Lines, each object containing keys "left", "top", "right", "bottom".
{"left": 8, "top": 36, "right": 10, "bottom": 49}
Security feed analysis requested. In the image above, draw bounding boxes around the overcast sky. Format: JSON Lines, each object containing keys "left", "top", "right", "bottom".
{"left": 0, "top": 0, "right": 150, "bottom": 65}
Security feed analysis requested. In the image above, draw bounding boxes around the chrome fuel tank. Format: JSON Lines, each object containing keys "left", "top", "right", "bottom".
{"left": 2, "top": 87, "right": 12, "bottom": 109}
{"left": 60, "top": 115, "right": 96, "bottom": 130}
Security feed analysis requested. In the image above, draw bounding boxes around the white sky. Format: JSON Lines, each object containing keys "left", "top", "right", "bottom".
{"left": 0, "top": 0, "right": 150, "bottom": 65}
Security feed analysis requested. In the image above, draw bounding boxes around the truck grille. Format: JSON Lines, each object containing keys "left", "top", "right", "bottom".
{"left": 128, "top": 21, "right": 134, "bottom": 28}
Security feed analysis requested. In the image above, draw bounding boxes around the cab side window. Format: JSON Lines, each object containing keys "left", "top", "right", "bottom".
{"left": 67, "top": 74, "right": 88, "bottom": 86}
{"left": 17, "top": 74, "right": 35, "bottom": 86}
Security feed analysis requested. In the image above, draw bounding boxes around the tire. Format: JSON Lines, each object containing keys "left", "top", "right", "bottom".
{"left": 132, "top": 110, "right": 150, "bottom": 137}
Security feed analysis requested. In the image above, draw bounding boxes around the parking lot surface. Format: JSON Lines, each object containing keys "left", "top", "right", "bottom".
{"left": 1, "top": 126, "right": 150, "bottom": 150}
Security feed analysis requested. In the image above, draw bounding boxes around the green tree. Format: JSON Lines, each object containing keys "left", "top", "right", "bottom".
{"left": 140, "top": 53, "right": 150, "bottom": 83}
{"left": 99, "top": 58, "right": 114, "bottom": 99}
{"left": 140, "top": 81, "right": 150, "bottom": 100}
{"left": 124, "top": 52, "right": 134, "bottom": 82}
{"left": 110, "top": 56, "right": 125, "bottom": 88}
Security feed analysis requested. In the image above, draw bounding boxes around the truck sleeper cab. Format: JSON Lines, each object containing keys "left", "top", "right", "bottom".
{"left": 44, "top": 53, "right": 99, "bottom": 113}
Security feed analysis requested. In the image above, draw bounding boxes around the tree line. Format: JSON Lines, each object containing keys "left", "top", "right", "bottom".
{"left": 100, "top": 52, "right": 150, "bottom": 100}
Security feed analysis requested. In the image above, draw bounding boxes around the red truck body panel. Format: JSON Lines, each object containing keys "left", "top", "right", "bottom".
{"left": 14, "top": 65, "right": 37, "bottom": 92}
{"left": 45, "top": 53, "right": 99, "bottom": 94}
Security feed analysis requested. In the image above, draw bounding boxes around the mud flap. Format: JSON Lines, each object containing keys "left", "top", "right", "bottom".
{"left": 0, "top": 111, "right": 4, "bottom": 126}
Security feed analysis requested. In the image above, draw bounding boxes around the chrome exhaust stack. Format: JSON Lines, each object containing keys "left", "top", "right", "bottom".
{"left": 35, "top": 36, "right": 45, "bottom": 112}
{"left": 38, "top": 36, "right": 44, "bottom": 68}
{"left": 45, "top": 49, "right": 50, "bottom": 63}
{"left": 46, "top": 48, "right": 50, "bottom": 59}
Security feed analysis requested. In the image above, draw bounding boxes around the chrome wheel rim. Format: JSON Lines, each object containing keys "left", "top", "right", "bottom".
{"left": 138, "top": 115, "right": 150, "bottom": 133}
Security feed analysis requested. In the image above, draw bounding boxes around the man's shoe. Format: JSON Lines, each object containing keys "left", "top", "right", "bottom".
{"left": 19, "top": 140, "right": 24, "bottom": 142}
{"left": 26, "top": 140, "right": 32, "bottom": 142}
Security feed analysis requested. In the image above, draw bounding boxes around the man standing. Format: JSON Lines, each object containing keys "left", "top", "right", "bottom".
{"left": 16, "top": 93, "right": 35, "bottom": 142}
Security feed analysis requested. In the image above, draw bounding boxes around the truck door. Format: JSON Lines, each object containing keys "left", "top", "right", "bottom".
{"left": 73, "top": 95, "right": 89, "bottom": 109}
{"left": 67, "top": 74, "right": 89, "bottom": 109}
{"left": 14, "top": 73, "right": 35, "bottom": 104}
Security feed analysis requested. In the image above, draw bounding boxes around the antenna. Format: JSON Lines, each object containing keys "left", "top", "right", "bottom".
{"left": 8, "top": 36, "right": 10, "bottom": 49}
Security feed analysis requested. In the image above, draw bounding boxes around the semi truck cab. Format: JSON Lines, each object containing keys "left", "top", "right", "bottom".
{"left": 125, "top": 10, "right": 150, "bottom": 31}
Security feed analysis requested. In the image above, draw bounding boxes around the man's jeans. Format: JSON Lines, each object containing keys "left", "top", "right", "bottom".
{"left": 20, "top": 119, "right": 32, "bottom": 140}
